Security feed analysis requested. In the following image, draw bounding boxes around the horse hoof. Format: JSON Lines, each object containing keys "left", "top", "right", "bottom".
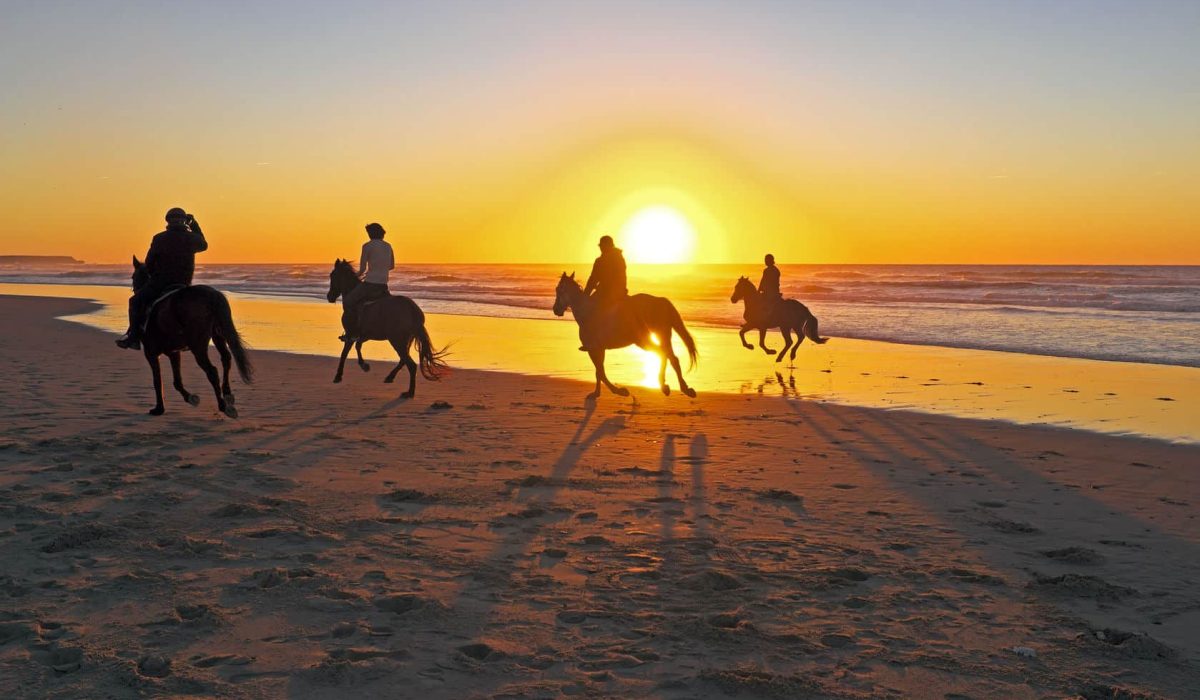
{"left": 400, "top": 391, "right": 415, "bottom": 399}
{"left": 384, "top": 377, "right": 394, "bottom": 384}
{"left": 333, "top": 376, "right": 342, "bottom": 384}
{"left": 661, "top": 385, "right": 671, "bottom": 396}
{"left": 223, "top": 405, "right": 239, "bottom": 419}
{"left": 684, "top": 387, "right": 697, "bottom": 398}
{"left": 615, "top": 387, "right": 630, "bottom": 397}
{"left": 186, "top": 394, "right": 200, "bottom": 406}
{"left": 360, "top": 363, "right": 371, "bottom": 372}
{"left": 148, "top": 406, "right": 165, "bottom": 416}
{"left": 586, "top": 392, "right": 599, "bottom": 402}
{"left": 742, "top": 345, "right": 754, "bottom": 351}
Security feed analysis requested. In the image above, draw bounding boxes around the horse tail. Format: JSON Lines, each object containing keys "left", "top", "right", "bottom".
{"left": 803, "top": 311, "right": 828, "bottom": 345}
{"left": 668, "top": 302, "right": 699, "bottom": 370}
{"left": 414, "top": 323, "right": 450, "bottom": 381}
{"left": 213, "top": 291, "right": 255, "bottom": 383}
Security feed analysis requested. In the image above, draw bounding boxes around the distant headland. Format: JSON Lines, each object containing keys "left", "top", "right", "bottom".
{"left": 0, "top": 255, "right": 84, "bottom": 265}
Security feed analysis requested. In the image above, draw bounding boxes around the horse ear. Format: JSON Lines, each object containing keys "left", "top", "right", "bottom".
{"left": 132, "top": 255, "right": 141, "bottom": 268}
{"left": 570, "top": 271, "right": 575, "bottom": 279}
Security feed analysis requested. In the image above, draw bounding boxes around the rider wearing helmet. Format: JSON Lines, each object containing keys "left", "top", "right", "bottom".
{"left": 116, "top": 208, "right": 208, "bottom": 350}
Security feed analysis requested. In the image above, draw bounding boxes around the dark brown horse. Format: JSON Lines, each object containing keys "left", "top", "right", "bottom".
{"left": 553, "top": 272, "right": 698, "bottom": 399}
{"left": 326, "top": 259, "right": 449, "bottom": 398}
{"left": 731, "top": 276, "right": 827, "bottom": 363}
{"left": 131, "top": 257, "right": 253, "bottom": 417}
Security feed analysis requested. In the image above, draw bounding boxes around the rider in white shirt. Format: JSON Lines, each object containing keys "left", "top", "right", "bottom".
{"left": 340, "top": 222, "right": 394, "bottom": 341}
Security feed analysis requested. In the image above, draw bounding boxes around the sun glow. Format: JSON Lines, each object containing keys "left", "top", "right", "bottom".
{"left": 638, "top": 333, "right": 663, "bottom": 388}
{"left": 618, "top": 206, "right": 696, "bottom": 264}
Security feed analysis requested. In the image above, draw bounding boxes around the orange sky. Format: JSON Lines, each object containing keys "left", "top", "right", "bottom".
{"left": 1, "top": 2, "right": 1197, "bottom": 265}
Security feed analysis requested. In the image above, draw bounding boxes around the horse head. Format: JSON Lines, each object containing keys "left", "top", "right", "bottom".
{"left": 553, "top": 271, "right": 579, "bottom": 317}
{"left": 731, "top": 276, "right": 754, "bottom": 304}
{"left": 132, "top": 255, "right": 149, "bottom": 292}
{"left": 327, "top": 258, "right": 358, "bottom": 303}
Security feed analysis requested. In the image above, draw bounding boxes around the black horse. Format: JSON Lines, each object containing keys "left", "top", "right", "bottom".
{"left": 326, "top": 259, "right": 449, "bottom": 398}
{"left": 730, "top": 276, "right": 827, "bottom": 363}
{"left": 130, "top": 257, "right": 252, "bottom": 417}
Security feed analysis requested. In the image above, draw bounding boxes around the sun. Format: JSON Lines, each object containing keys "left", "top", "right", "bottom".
{"left": 617, "top": 205, "right": 696, "bottom": 264}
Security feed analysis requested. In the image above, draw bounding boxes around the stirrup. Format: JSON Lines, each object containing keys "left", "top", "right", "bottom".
{"left": 339, "top": 333, "right": 357, "bottom": 343}
{"left": 116, "top": 335, "right": 141, "bottom": 350}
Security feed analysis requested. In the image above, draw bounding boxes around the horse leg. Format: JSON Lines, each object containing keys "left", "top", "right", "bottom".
{"left": 213, "top": 336, "right": 235, "bottom": 405}
{"left": 168, "top": 351, "right": 199, "bottom": 406}
{"left": 667, "top": 350, "right": 696, "bottom": 398}
{"left": 758, "top": 328, "right": 776, "bottom": 355}
{"left": 146, "top": 351, "right": 166, "bottom": 415}
{"left": 333, "top": 340, "right": 353, "bottom": 383}
{"left": 384, "top": 337, "right": 406, "bottom": 384}
{"left": 192, "top": 344, "right": 235, "bottom": 418}
{"left": 775, "top": 328, "right": 794, "bottom": 364}
{"left": 739, "top": 324, "right": 755, "bottom": 350}
{"left": 655, "top": 329, "right": 671, "bottom": 395}
{"left": 356, "top": 340, "right": 370, "bottom": 372}
{"left": 588, "top": 348, "right": 628, "bottom": 398}
{"left": 388, "top": 337, "right": 417, "bottom": 398}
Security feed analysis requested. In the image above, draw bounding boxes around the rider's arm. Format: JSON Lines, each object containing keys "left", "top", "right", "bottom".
{"left": 358, "top": 243, "right": 369, "bottom": 280}
{"left": 386, "top": 243, "right": 395, "bottom": 271}
{"left": 583, "top": 258, "right": 601, "bottom": 295}
{"left": 144, "top": 235, "right": 161, "bottom": 272}
{"left": 188, "top": 219, "right": 208, "bottom": 253}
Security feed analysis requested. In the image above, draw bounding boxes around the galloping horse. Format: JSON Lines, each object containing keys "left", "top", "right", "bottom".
{"left": 730, "top": 276, "right": 827, "bottom": 364}
{"left": 326, "top": 259, "right": 448, "bottom": 398}
{"left": 553, "top": 272, "right": 698, "bottom": 399}
{"left": 130, "top": 257, "right": 253, "bottom": 417}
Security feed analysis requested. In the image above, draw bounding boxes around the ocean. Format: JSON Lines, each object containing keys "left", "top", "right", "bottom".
{"left": 4, "top": 262, "right": 1197, "bottom": 368}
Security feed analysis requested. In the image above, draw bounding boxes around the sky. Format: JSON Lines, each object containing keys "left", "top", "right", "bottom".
{"left": 1, "top": 0, "right": 1197, "bottom": 264}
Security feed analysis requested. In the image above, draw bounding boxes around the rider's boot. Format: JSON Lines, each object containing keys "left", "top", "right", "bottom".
{"left": 115, "top": 329, "right": 141, "bottom": 351}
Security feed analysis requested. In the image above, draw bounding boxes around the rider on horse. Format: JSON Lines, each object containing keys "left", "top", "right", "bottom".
{"left": 579, "top": 235, "right": 628, "bottom": 351}
{"left": 116, "top": 207, "right": 208, "bottom": 350}
{"left": 340, "top": 222, "right": 394, "bottom": 342}
{"left": 758, "top": 253, "right": 783, "bottom": 325}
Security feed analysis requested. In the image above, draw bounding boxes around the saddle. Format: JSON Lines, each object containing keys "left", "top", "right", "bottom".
{"left": 758, "top": 294, "right": 784, "bottom": 326}
{"left": 141, "top": 284, "right": 189, "bottom": 331}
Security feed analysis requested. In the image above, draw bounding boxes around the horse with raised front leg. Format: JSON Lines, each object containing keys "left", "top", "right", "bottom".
{"left": 553, "top": 272, "right": 698, "bottom": 400}
{"left": 326, "top": 259, "right": 449, "bottom": 398}
{"left": 730, "top": 276, "right": 827, "bottom": 364}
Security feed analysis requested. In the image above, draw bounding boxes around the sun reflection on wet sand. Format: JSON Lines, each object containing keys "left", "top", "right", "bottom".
{"left": 5, "top": 283, "right": 1196, "bottom": 443}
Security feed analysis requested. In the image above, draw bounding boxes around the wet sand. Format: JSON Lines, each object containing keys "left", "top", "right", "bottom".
{"left": 1, "top": 294, "right": 1198, "bottom": 699}
{"left": 3, "top": 282, "right": 1198, "bottom": 443}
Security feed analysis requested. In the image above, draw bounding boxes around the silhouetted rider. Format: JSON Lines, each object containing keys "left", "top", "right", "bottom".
{"left": 340, "top": 222, "right": 394, "bottom": 342}
{"left": 578, "top": 235, "right": 628, "bottom": 351}
{"left": 116, "top": 207, "right": 208, "bottom": 350}
{"left": 759, "top": 253, "right": 783, "bottom": 322}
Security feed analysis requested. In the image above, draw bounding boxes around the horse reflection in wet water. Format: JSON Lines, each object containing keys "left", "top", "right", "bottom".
{"left": 553, "top": 272, "right": 698, "bottom": 399}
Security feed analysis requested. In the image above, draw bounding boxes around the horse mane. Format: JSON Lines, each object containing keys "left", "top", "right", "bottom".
{"left": 336, "top": 258, "right": 359, "bottom": 276}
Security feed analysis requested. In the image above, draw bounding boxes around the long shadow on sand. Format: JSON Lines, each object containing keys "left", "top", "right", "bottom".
{"left": 785, "top": 398, "right": 1200, "bottom": 691}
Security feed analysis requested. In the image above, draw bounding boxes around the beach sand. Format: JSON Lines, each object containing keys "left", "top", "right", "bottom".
{"left": 1, "top": 294, "right": 1197, "bottom": 699}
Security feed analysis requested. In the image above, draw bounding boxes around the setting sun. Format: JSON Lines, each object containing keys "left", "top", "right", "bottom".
{"left": 618, "top": 205, "right": 696, "bottom": 264}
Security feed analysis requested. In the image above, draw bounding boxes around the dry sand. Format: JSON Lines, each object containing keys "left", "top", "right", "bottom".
{"left": 1, "top": 294, "right": 1197, "bottom": 699}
